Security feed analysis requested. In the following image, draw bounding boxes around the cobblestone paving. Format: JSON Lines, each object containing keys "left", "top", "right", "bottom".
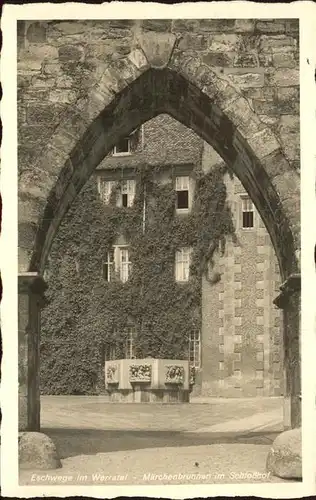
{"left": 20, "top": 396, "right": 294, "bottom": 485}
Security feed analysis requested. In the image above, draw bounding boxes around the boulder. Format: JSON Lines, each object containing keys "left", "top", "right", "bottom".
{"left": 266, "top": 427, "right": 302, "bottom": 479}
{"left": 19, "top": 432, "right": 62, "bottom": 470}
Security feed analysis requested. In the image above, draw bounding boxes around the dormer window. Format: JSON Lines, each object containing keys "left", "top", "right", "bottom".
{"left": 175, "top": 176, "right": 190, "bottom": 211}
{"left": 113, "top": 137, "right": 131, "bottom": 156}
{"left": 112, "top": 127, "right": 143, "bottom": 157}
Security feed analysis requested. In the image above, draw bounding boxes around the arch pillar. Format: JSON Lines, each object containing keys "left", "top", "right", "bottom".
{"left": 18, "top": 273, "right": 47, "bottom": 431}
{"left": 274, "top": 274, "right": 301, "bottom": 429}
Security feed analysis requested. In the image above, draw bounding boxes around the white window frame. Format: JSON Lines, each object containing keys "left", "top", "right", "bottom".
{"left": 117, "top": 179, "right": 136, "bottom": 208}
{"left": 103, "top": 248, "right": 115, "bottom": 282}
{"left": 103, "top": 246, "right": 131, "bottom": 283}
{"left": 175, "top": 176, "right": 190, "bottom": 212}
{"left": 98, "top": 178, "right": 115, "bottom": 205}
{"left": 118, "top": 246, "right": 131, "bottom": 283}
{"left": 189, "top": 330, "right": 201, "bottom": 369}
{"left": 175, "top": 247, "right": 191, "bottom": 282}
{"left": 240, "top": 195, "right": 255, "bottom": 230}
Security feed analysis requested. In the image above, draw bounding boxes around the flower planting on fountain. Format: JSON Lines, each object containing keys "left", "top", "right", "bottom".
{"left": 129, "top": 364, "right": 152, "bottom": 382}
{"left": 106, "top": 364, "right": 119, "bottom": 384}
{"left": 165, "top": 365, "right": 185, "bottom": 384}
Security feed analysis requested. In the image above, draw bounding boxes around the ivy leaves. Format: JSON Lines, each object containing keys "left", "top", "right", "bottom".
{"left": 40, "top": 164, "right": 235, "bottom": 394}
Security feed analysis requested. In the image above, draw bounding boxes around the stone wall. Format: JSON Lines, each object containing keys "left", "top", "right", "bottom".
{"left": 18, "top": 18, "right": 299, "bottom": 181}
{"left": 198, "top": 172, "right": 283, "bottom": 397}
{"left": 17, "top": 18, "right": 300, "bottom": 280}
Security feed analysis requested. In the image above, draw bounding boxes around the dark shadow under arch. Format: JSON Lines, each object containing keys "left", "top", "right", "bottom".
{"left": 30, "top": 68, "right": 297, "bottom": 280}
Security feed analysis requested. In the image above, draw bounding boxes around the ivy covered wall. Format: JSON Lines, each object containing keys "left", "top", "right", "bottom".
{"left": 40, "top": 114, "right": 282, "bottom": 397}
{"left": 41, "top": 160, "right": 234, "bottom": 394}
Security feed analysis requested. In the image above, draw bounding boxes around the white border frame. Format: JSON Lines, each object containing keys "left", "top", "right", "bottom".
{"left": 1, "top": 2, "right": 315, "bottom": 498}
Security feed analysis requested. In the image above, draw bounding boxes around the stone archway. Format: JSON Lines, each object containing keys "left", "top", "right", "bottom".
{"left": 18, "top": 31, "right": 300, "bottom": 432}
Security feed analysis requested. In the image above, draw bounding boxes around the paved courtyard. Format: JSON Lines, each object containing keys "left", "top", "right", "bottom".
{"left": 19, "top": 395, "right": 296, "bottom": 485}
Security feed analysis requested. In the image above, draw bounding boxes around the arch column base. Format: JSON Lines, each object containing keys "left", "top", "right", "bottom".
{"left": 273, "top": 273, "right": 301, "bottom": 430}
{"left": 18, "top": 273, "right": 47, "bottom": 432}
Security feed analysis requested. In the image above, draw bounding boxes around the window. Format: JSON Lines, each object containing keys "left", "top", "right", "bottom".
{"left": 117, "top": 179, "right": 136, "bottom": 208}
{"left": 124, "top": 327, "right": 136, "bottom": 359}
{"left": 105, "top": 343, "right": 117, "bottom": 361}
{"left": 189, "top": 330, "right": 201, "bottom": 369}
{"left": 105, "top": 327, "right": 136, "bottom": 360}
{"left": 241, "top": 196, "right": 254, "bottom": 228}
{"left": 99, "top": 179, "right": 114, "bottom": 205}
{"left": 113, "top": 137, "right": 131, "bottom": 156}
{"left": 98, "top": 178, "right": 136, "bottom": 207}
{"left": 103, "top": 246, "right": 131, "bottom": 283}
{"left": 175, "top": 176, "right": 189, "bottom": 210}
{"left": 175, "top": 248, "right": 191, "bottom": 282}
{"left": 103, "top": 249, "right": 114, "bottom": 282}
{"left": 119, "top": 247, "right": 131, "bottom": 283}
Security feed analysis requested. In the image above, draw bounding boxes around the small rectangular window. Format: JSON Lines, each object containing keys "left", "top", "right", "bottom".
{"left": 113, "top": 137, "right": 131, "bottom": 155}
{"left": 241, "top": 197, "right": 254, "bottom": 228}
{"left": 176, "top": 176, "right": 189, "bottom": 210}
{"left": 122, "top": 193, "right": 128, "bottom": 207}
{"left": 175, "top": 248, "right": 191, "bottom": 282}
{"left": 189, "top": 330, "right": 201, "bottom": 369}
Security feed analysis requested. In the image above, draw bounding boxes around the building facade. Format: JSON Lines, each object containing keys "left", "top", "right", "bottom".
{"left": 41, "top": 113, "right": 283, "bottom": 398}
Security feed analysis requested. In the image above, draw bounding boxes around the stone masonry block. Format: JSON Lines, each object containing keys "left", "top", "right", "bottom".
{"left": 18, "top": 196, "right": 45, "bottom": 225}
{"left": 138, "top": 32, "right": 176, "bottom": 69}
{"left": 202, "top": 52, "right": 235, "bottom": 67}
{"left": 127, "top": 49, "right": 149, "bottom": 72}
{"left": 58, "top": 44, "right": 85, "bottom": 63}
{"left": 272, "top": 51, "right": 296, "bottom": 68}
{"left": 255, "top": 21, "right": 286, "bottom": 34}
{"left": 259, "top": 35, "right": 297, "bottom": 53}
{"left": 266, "top": 69, "right": 299, "bottom": 87}
{"left": 198, "top": 19, "right": 236, "bottom": 32}
{"left": 142, "top": 20, "right": 172, "bottom": 32}
{"left": 224, "top": 70, "right": 264, "bottom": 89}
{"left": 208, "top": 34, "right": 242, "bottom": 52}
{"left": 234, "top": 20, "right": 255, "bottom": 33}
{"left": 248, "top": 127, "right": 280, "bottom": 159}
{"left": 223, "top": 96, "right": 264, "bottom": 139}
{"left": 178, "top": 34, "right": 208, "bottom": 52}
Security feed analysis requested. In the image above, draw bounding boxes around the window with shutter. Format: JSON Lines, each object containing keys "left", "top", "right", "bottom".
{"left": 117, "top": 179, "right": 136, "bottom": 208}
{"left": 99, "top": 179, "right": 114, "bottom": 204}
